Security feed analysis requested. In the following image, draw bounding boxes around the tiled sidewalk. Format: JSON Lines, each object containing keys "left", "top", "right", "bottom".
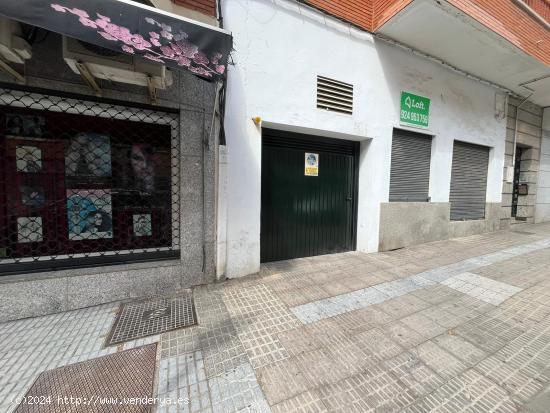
{"left": 2, "top": 223, "right": 550, "bottom": 412}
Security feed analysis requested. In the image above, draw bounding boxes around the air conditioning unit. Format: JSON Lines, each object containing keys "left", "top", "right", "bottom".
{"left": 62, "top": 36, "right": 172, "bottom": 89}
{"left": 0, "top": 17, "right": 32, "bottom": 64}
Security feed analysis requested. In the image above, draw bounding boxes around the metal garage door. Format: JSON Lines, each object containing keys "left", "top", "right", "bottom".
{"left": 261, "top": 129, "right": 358, "bottom": 262}
{"left": 389, "top": 129, "right": 432, "bottom": 202}
{"left": 450, "top": 141, "right": 490, "bottom": 220}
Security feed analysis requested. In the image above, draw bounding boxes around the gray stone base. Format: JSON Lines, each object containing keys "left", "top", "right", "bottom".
{"left": 379, "top": 202, "right": 502, "bottom": 252}
{"left": 378, "top": 203, "right": 450, "bottom": 251}
{"left": 449, "top": 203, "right": 501, "bottom": 238}
{"left": 0, "top": 260, "right": 204, "bottom": 323}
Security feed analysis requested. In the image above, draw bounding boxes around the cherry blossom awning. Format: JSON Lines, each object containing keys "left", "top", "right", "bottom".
{"left": 0, "top": 0, "right": 232, "bottom": 80}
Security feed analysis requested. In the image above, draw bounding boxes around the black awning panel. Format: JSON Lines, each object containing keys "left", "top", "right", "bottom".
{"left": 0, "top": 0, "right": 232, "bottom": 80}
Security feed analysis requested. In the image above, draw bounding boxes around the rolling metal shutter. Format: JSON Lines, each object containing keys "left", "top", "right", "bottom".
{"left": 449, "top": 141, "right": 490, "bottom": 220}
{"left": 389, "top": 129, "right": 432, "bottom": 202}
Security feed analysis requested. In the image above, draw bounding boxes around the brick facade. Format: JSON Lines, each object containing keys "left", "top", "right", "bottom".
{"left": 173, "top": 0, "right": 217, "bottom": 17}
{"left": 523, "top": 0, "right": 550, "bottom": 23}
{"left": 305, "top": 0, "right": 373, "bottom": 30}
{"left": 448, "top": 0, "right": 550, "bottom": 67}
{"left": 302, "top": 0, "right": 550, "bottom": 68}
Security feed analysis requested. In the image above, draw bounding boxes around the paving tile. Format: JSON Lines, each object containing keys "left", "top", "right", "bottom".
{"left": 373, "top": 279, "right": 422, "bottom": 299}
{"left": 453, "top": 313, "right": 524, "bottom": 354}
{"left": 330, "top": 306, "right": 393, "bottom": 334}
{"left": 414, "top": 341, "right": 469, "bottom": 381}
{"left": 476, "top": 356, "right": 548, "bottom": 404}
{"left": 325, "top": 341, "right": 380, "bottom": 375}
{"left": 497, "top": 297, "right": 550, "bottom": 324}
{"left": 376, "top": 294, "right": 431, "bottom": 319}
{"left": 295, "top": 347, "right": 351, "bottom": 387}
{"left": 353, "top": 328, "right": 404, "bottom": 362}
{"left": 255, "top": 358, "right": 310, "bottom": 406}
{"left": 238, "top": 331, "right": 290, "bottom": 369}
{"left": 405, "top": 369, "right": 518, "bottom": 413}
{"left": 224, "top": 284, "right": 300, "bottom": 335}
{"left": 384, "top": 321, "right": 426, "bottom": 349}
{"left": 157, "top": 351, "right": 210, "bottom": 411}
{"left": 271, "top": 390, "right": 327, "bottom": 413}
{"left": 318, "top": 365, "right": 416, "bottom": 412}
{"left": 400, "top": 312, "right": 448, "bottom": 340}
{"left": 160, "top": 326, "right": 202, "bottom": 359}
{"left": 199, "top": 324, "right": 249, "bottom": 378}
{"left": 384, "top": 351, "right": 445, "bottom": 397}
{"left": 411, "top": 284, "right": 465, "bottom": 305}
{"left": 417, "top": 305, "right": 469, "bottom": 330}
{"left": 432, "top": 333, "right": 487, "bottom": 366}
{"left": 276, "top": 327, "right": 322, "bottom": 356}
{"left": 441, "top": 272, "right": 522, "bottom": 305}
{"left": 208, "top": 362, "right": 270, "bottom": 413}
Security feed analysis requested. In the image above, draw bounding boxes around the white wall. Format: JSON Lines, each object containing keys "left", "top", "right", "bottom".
{"left": 222, "top": 0, "right": 506, "bottom": 278}
{"left": 536, "top": 108, "right": 550, "bottom": 223}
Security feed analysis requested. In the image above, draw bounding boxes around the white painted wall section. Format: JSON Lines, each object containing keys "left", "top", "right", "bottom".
{"left": 222, "top": 0, "right": 506, "bottom": 278}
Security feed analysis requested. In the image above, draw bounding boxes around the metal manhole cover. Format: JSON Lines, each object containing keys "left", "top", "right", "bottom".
{"left": 14, "top": 344, "right": 156, "bottom": 413}
{"left": 107, "top": 291, "right": 196, "bottom": 346}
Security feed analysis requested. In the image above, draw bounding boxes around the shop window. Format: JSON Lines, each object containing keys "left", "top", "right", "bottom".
{"left": 0, "top": 88, "right": 180, "bottom": 274}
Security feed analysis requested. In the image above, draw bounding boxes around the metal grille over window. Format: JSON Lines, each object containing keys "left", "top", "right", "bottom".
{"left": 389, "top": 129, "right": 432, "bottom": 202}
{"left": 450, "top": 141, "right": 490, "bottom": 221}
{"left": 0, "top": 88, "right": 181, "bottom": 274}
{"left": 316, "top": 75, "right": 353, "bottom": 115}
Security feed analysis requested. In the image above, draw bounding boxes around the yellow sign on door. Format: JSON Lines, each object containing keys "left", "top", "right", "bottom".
{"left": 305, "top": 152, "right": 319, "bottom": 176}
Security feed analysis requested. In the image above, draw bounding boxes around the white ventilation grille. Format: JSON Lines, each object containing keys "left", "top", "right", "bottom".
{"left": 316, "top": 75, "right": 353, "bottom": 115}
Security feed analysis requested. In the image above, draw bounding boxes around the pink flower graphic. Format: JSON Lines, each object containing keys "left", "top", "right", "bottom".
{"left": 175, "top": 40, "right": 198, "bottom": 58}
{"left": 99, "top": 31, "right": 118, "bottom": 41}
{"left": 49, "top": 4, "right": 227, "bottom": 78}
{"left": 51, "top": 4, "right": 66, "bottom": 12}
{"left": 160, "top": 45, "right": 175, "bottom": 58}
{"left": 121, "top": 45, "right": 135, "bottom": 54}
{"left": 79, "top": 17, "right": 97, "bottom": 28}
{"left": 160, "top": 30, "right": 173, "bottom": 40}
{"left": 95, "top": 16, "right": 110, "bottom": 29}
{"left": 177, "top": 56, "right": 191, "bottom": 67}
{"left": 193, "top": 52, "right": 209, "bottom": 66}
{"left": 70, "top": 8, "right": 90, "bottom": 18}
{"left": 143, "top": 53, "right": 164, "bottom": 63}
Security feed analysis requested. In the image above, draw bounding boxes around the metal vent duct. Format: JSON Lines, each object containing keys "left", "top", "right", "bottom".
{"left": 316, "top": 75, "right": 353, "bottom": 115}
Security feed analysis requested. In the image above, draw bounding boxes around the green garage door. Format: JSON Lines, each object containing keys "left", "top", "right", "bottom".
{"left": 261, "top": 129, "right": 358, "bottom": 262}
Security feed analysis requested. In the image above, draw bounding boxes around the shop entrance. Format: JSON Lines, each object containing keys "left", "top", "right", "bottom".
{"left": 260, "top": 129, "right": 358, "bottom": 262}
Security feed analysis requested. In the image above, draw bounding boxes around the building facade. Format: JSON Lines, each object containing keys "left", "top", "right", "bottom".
{"left": 0, "top": 0, "right": 548, "bottom": 320}
{"left": 218, "top": 0, "right": 550, "bottom": 278}
{"left": 0, "top": 0, "right": 231, "bottom": 321}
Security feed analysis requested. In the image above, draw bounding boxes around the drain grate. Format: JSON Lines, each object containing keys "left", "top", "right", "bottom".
{"left": 107, "top": 291, "right": 196, "bottom": 346}
{"left": 14, "top": 344, "right": 156, "bottom": 413}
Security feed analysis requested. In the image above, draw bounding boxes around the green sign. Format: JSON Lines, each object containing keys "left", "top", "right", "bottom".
{"left": 400, "top": 91, "right": 430, "bottom": 128}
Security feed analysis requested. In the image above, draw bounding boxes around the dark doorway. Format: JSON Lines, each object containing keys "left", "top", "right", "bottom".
{"left": 260, "top": 129, "right": 359, "bottom": 262}
{"left": 512, "top": 147, "right": 523, "bottom": 218}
